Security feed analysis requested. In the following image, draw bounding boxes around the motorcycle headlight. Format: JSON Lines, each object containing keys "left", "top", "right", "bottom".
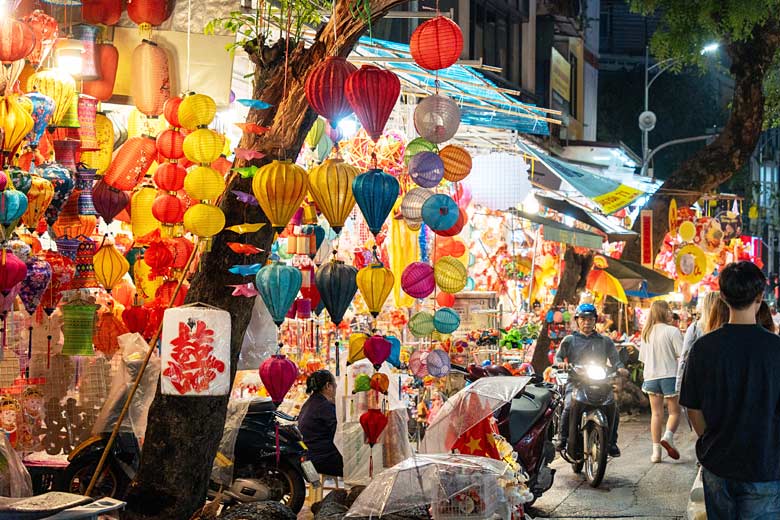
{"left": 585, "top": 365, "right": 607, "bottom": 380}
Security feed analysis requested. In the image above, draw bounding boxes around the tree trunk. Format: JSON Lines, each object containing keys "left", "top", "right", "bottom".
{"left": 531, "top": 247, "right": 593, "bottom": 373}
{"left": 623, "top": 26, "right": 780, "bottom": 264}
{"left": 124, "top": 2, "right": 407, "bottom": 518}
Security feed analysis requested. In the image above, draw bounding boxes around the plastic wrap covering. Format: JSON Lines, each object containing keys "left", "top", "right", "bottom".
{"left": 91, "top": 333, "right": 160, "bottom": 443}
{"left": 237, "top": 296, "right": 279, "bottom": 370}
{"left": 345, "top": 454, "right": 510, "bottom": 518}
{"left": 211, "top": 399, "right": 251, "bottom": 487}
{"left": 0, "top": 433, "right": 32, "bottom": 497}
{"left": 334, "top": 358, "right": 412, "bottom": 486}
{"left": 420, "top": 376, "right": 530, "bottom": 455}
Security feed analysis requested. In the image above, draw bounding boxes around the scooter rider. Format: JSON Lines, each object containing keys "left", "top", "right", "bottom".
{"left": 555, "top": 303, "right": 627, "bottom": 457}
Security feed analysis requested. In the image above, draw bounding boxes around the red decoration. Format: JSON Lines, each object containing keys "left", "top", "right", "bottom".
{"left": 131, "top": 40, "right": 170, "bottom": 117}
{"left": 92, "top": 179, "right": 130, "bottom": 223}
{"left": 122, "top": 305, "right": 149, "bottom": 334}
{"left": 155, "top": 280, "right": 187, "bottom": 307}
{"left": 83, "top": 43, "right": 119, "bottom": 102}
{"left": 435, "top": 208, "right": 467, "bottom": 237}
{"left": 127, "top": 0, "right": 171, "bottom": 27}
{"left": 163, "top": 319, "right": 226, "bottom": 394}
{"left": 0, "top": 250, "right": 27, "bottom": 296}
{"left": 359, "top": 409, "right": 388, "bottom": 446}
{"left": 436, "top": 291, "right": 455, "bottom": 307}
{"left": 156, "top": 129, "right": 184, "bottom": 160}
{"left": 103, "top": 136, "right": 157, "bottom": 191}
{"left": 163, "top": 96, "right": 182, "bottom": 127}
{"left": 409, "top": 16, "right": 464, "bottom": 71}
{"left": 363, "top": 335, "right": 391, "bottom": 370}
{"left": 82, "top": 0, "right": 123, "bottom": 26}
{"left": 168, "top": 237, "right": 194, "bottom": 269}
{"left": 152, "top": 193, "right": 184, "bottom": 225}
{"left": 305, "top": 56, "right": 357, "bottom": 127}
{"left": 344, "top": 65, "right": 400, "bottom": 142}
{"left": 299, "top": 265, "right": 320, "bottom": 310}
{"left": 20, "top": 10, "right": 58, "bottom": 67}
{"left": 94, "top": 308, "right": 129, "bottom": 357}
{"left": 143, "top": 241, "right": 173, "bottom": 275}
{"left": 41, "top": 251, "right": 74, "bottom": 314}
{"left": 153, "top": 162, "right": 186, "bottom": 191}
{"left": 0, "top": 19, "right": 35, "bottom": 63}
{"left": 259, "top": 355, "right": 298, "bottom": 405}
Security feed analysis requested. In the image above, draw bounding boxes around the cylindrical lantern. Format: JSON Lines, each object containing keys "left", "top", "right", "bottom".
{"left": 127, "top": 0, "right": 172, "bottom": 28}
{"left": 27, "top": 69, "right": 76, "bottom": 127}
{"left": 92, "top": 179, "right": 129, "bottom": 223}
{"left": 0, "top": 19, "right": 35, "bottom": 63}
{"left": 414, "top": 94, "right": 461, "bottom": 144}
{"left": 315, "top": 259, "right": 358, "bottom": 325}
{"left": 102, "top": 135, "right": 157, "bottom": 191}
{"left": 76, "top": 167, "right": 98, "bottom": 215}
{"left": 94, "top": 310, "right": 129, "bottom": 357}
{"left": 93, "top": 239, "right": 129, "bottom": 292}
{"left": 40, "top": 163, "right": 75, "bottom": 226}
{"left": 80, "top": 113, "right": 114, "bottom": 174}
{"left": 177, "top": 93, "right": 216, "bottom": 130}
{"left": 160, "top": 306, "right": 231, "bottom": 396}
{"left": 255, "top": 262, "right": 302, "bottom": 327}
{"left": 401, "top": 262, "right": 435, "bottom": 299}
{"left": 433, "top": 307, "right": 460, "bottom": 334}
{"left": 83, "top": 43, "right": 119, "bottom": 101}
{"left": 440, "top": 144, "right": 472, "bottom": 182}
{"left": 76, "top": 95, "right": 100, "bottom": 151}
{"left": 400, "top": 187, "right": 433, "bottom": 228}
{"left": 408, "top": 311, "right": 435, "bottom": 338}
{"left": 344, "top": 65, "right": 400, "bottom": 142}
{"left": 69, "top": 239, "right": 99, "bottom": 289}
{"left": 410, "top": 16, "right": 464, "bottom": 71}
{"left": 421, "top": 193, "right": 459, "bottom": 231}
{"left": 71, "top": 24, "right": 101, "bottom": 80}
{"left": 183, "top": 203, "right": 225, "bottom": 240}
{"left": 131, "top": 186, "right": 161, "bottom": 238}
{"left": 408, "top": 151, "right": 444, "bottom": 188}
{"left": 259, "top": 355, "right": 298, "bottom": 405}
{"left": 403, "top": 137, "right": 438, "bottom": 165}
{"left": 251, "top": 160, "right": 308, "bottom": 232}
{"left": 21, "top": 175, "right": 54, "bottom": 229}
{"left": 352, "top": 169, "right": 399, "bottom": 236}
{"left": 21, "top": 10, "right": 58, "bottom": 68}
{"left": 434, "top": 256, "right": 467, "bottom": 293}
{"left": 53, "top": 139, "right": 79, "bottom": 171}
{"left": 307, "top": 158, "right": 359, "bottom": 234}
{"left": 61, "top": 301, "right": 98, "bottom": 356}
{"left": 131, "top": 40, "right": 170, "bottom": 117}
{"left": 356, "top": 263, "right": 394, "bottom": 318}
{"left": 41, "top": 251, "right": 73, "bottom": 314}
{"left": 305, "top": 56, "right": 357, "bottom": 127}
{"left": 82, "top": 0, "right": 122, "bottom": 26}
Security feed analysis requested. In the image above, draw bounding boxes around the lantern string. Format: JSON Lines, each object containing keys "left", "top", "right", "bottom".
{"left": 332, "top": 0, "right": 339, "bottom": 54}
{"left": 186, "top": 0, "right": 192, "bottom": 91}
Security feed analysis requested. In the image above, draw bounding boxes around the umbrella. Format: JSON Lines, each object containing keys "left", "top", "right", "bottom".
{"left": 587, "top": 268, "right": 627, "bottom": 303}
{"left": 605, "top": 257, "right": 674, "bottom": 297}
{"left": 345, "top": 453, "right": 512, "bottom": 518}
{"left": 420, "top": 376, "right": 531, "bottom": 454}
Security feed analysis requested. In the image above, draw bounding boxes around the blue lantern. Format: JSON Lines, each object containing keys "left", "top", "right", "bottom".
{"left": 255, "top": 262, "right": 302, "bottom": 327}
{"left": 352, "top": 169, "right": 399, "bottom": 236}
{"left": 315, "top": 259, "right": 357, "bottom": 325}
{"left": 421, "top": 193, "right": 459, "bottom": 231}
{"left": 0, "top": 189, "right": 28, "bottom": 226}
{"left": 434, "top": 307, "right": 461, "bottom": 334}
{"left": 386, "top": 335, "right": 402, "bottom": 368}
{"left": 427, "top": 349, "right": 451, "bottom": 378}
{"left": 40, "top": 163, "right": 75, "bottom": 226}
{"left": 7, "top": 166, "right": 31, "bottom": 195}
{"left": 25, "top": 92, "right": 55, "bottom": 149}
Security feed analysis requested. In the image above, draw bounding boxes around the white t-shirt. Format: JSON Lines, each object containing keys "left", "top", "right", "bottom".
{"left": 639, "top": 323, "right": 683, "bottom": 381}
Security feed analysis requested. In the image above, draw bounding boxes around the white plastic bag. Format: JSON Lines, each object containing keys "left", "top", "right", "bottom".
{"left": 0, "top": 433, "right": 32, "bottom": 497}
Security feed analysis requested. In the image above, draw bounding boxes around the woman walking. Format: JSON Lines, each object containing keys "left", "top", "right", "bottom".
{"left": 640, "top": 300, "right": 683, "bottom": 463}
{"left": 676, "top": 292, "right": 725, "bottom": 393}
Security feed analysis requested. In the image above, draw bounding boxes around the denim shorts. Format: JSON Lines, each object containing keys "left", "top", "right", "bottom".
{"left": 642, "top": 376, "right": 678, "bottom": 397}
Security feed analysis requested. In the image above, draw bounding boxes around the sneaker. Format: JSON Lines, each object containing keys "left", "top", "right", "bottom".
{"left": 608, "top": 444, "right": 621, "bottom": 457}
{"left": 651, "top": 444, "right": 662, "bottom": 463}
{"left": 660, "top": 431, "right": 680, "bottom": 460}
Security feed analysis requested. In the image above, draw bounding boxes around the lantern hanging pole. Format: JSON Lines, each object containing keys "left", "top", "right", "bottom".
{"left": 85, "top": 240, "right": 199, "bottom": 497}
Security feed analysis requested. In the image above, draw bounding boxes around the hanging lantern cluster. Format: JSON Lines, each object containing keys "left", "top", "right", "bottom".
{"left": 152, "top": 96, "right": 188, "bottom": 234}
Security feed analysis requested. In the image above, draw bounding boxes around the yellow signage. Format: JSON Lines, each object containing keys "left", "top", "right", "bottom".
{"left": 551, "top": 48, "right": 571, "bottom": 102}
{"left": 592, "top": 184, "right": 643, "bottom": 214}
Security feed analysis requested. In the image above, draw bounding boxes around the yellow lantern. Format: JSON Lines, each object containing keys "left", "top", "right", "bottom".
{"left": 183, "top": 203, "right": 225, "bottom": 238}
{"left": 21, "top": 174, "right": 54, "bottom": 229}
{"left": 434, "top": 255, "right": 467, "bottom": 293}
{"left": 93, "top": 239, "right": 130, "bottom": 292}
{"left": 178, "top": 93, "right": 216, "bottom": 130}
{"left": 127, "top": 108, "right": 167, "bottom": 139}
{"left": 356, "top": 263, "right": 394, "bottom": 318}
{"left": 134, "top": 256, "right": 163, "bottom": 299}
{"left": 183, "top": 165, "right": 226, "bottom": 201}
{"left": 305, "top": 118, "right": 326, "bottom": 149}
{"left": 307, "top": 158, "right": 358, "bottom": 234}
{"left": 348, "top": 333, "right": 368, "bottom": 365}
{"left": 26, "top": 69, "right": 77, "bottom": 127}
{"left": 182, "top": 128, "right": 223, "bottom": 165}
{"left": 131, "top": 186, "right": 161, "bottom": 240}
{"left": 0, "top": 95, "right": 34, "bottom": 155}
{"left": 251, "top": 160, "right": 308, "bottom": 233}
{"left": 81, "top": 113, "right": 114, "bottom": 174}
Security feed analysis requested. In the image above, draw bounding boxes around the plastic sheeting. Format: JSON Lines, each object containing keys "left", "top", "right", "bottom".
{"left": 0, "top": 433, "right": 32, "bottom": 497}
{"left": 237, "top": 297, "right": 279, "bottom": 371}
{"left": 420, "top": 376, "right": 530, "bottom": 454}
{"left": 211, "top": 399, "right": 251, "bottom": 487}
{"left": 92, "top": 333, "right": 160, "bottom": 443}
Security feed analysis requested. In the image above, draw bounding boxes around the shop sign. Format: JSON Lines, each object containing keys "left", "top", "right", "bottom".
{"left": 640, "top": 210, "right": 653, "bottom": 268}
{"left": 551, "top": 48, "right": 571, "bottom": 102}
{"left": 592, "top": 184, "right": 644, "bottom": 215}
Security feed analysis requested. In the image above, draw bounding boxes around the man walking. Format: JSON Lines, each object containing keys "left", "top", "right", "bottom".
{"left": 681, "top": 261, "right": 780, "bottom": 518}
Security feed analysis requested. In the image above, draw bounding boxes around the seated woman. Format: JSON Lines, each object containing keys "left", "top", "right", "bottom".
{"left": 297, "top": 370, "right": 343, "bottom": 476}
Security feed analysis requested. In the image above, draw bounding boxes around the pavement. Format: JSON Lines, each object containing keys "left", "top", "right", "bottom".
{"left": 530, "top": 413, "right": 699, "bottom": 520}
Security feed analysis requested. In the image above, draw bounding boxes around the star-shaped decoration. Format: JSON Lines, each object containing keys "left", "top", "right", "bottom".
{"left": 465, "top": 436, "right": 482, "bottom": 454}
{"left": 229, "top": 283, "right": 259, "bottom": 297}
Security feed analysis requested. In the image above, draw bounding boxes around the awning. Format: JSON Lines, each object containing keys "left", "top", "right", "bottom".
{"left": 605, "top": 257, "right": 674, "bottom": 297}
{"left": 512, "top": 210, "right": 604, "bottom": 249}
{"left": 535, "top": 193, "right": 638, "bottom": 242}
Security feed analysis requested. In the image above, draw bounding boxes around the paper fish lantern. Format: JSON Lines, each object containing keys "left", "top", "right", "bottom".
{"left": 305, "top": 56, "right": 357, "bottom": 127}
{"left": 344, "top": 65, "right": 400, "bottom": 142}
{"left": 433, "top": 307, "right": 460, "bottom": 334}
{"left": 315, "top": 259, "right": 357, "bottom": 325}
{"left": 414, "top": 94, "right": 461, "bottom": 144}
{"left": 19, "top": 254, "right": 51, "bottom": 315}
{"left": 259, "top": 355, "right": 298, "bottom": 405}
{"left": 434, "top": 256, "right": 467, "bottom": 293}
{"left": 251, "top": 160, "right": 308, "bottom": 233}
{"left": 364, "top": 335, "right": 391, "bottom": 369}
{"left": 352, "top": 169, "right": 399, "bottom": 236}
{"left": 255, "top": 262, "right": 302, "bottom": 327}
{"left": 410, "top": 16, "right": 463, "bottom": 71}
{"left": 408, "top": 311, "right": 435, "bottom": 338}
{"left": 307, "top": 159, "right": 359, "bottom": 234}
{"left": 401, "top": 262, "right": 435, "bottom": 299}
{"left": 356, "top": 263, "right": 394, "bottom": 318}
{"left": 408, "top": 151, "right": 444, "bottom": 188}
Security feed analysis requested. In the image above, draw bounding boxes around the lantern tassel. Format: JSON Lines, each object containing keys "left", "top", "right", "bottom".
{"left": 275, "top": 422, "right": 280, "bottom": 467}
{"left": 47, "top": 335, "right": 51, "bottom": 369}
{"left": 369, "top": 448, "right": 373, "bottom": 478}
{"left": 26, "top": 326, "right": 32, "bottom": 378}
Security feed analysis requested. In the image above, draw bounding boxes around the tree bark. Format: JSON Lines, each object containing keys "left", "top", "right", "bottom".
{"left": 531, "top": 247, "right": 593, "bottom": 373}
{"left": 623, "top": 25, "right": 780, "bottom": 264}
{"left": 124, "top": 2, "right": 408, "bottom": 518}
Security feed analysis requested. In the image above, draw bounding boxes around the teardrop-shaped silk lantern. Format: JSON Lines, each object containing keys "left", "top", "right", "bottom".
{"left": 421, "top": 193, "right": 458, "bottom": 231}
{"left": 80, "top": 113, "right": 114, "bottom": 174}
{"left": 27, "top": 69, "right": 76, "bottom": 127}
{"left": 21, "top": 174, "right": 54, "bottom": 229}
{"left": 408, "top": 151, "right": 444, "bottom": 188}
{"left": 131, "top": 186, "right": 161, "bottom": 239}
{"left": 40, "top": 163, "right": 74, "bottom": 226}
{"left": 305, "top": 56, "right": 357, "bottom": 127}
{"left": 434, "top": 256, "right": 467, "bottom": 293}
{"left": 0, "top": 249, "right": 27, "bottom": 295}
{"left": 386, "top": 336, "right": 401, "bottom": 368}
{"left": 131, "top": 40, "right": 170, "bottom": 117}
{"left": 8, "top": 166, "right": 31, "bottom": 195}
{"left": 21, "top": 10, "right": 58, "bottom": 68}
{"left": 352, "top": 169, "right": 399, "bottom": 236}
{"left": 24, "top": 92, "right": 55, "bottom": 149}
{"left": 414, "top": 94, "right": 461, "bottom": 144}
{"left": 305, "top": 117, "right": 326, "bottom": 150}
{"left": 359, "top": 409, "right": 388, "bottom": 447}
{"left": 83, "top": 43, "right": 119, "bottom": 102}
{"left": 315, "top": 259, "right": 357, "bottom": 325}
{"left": 408, "top": 311, "right": 435, "bottom": 338}
{"left": 255, "top": 262, "right": 302, "bottom": 327}
{"left": 440, "top": 144, "right": 472, "bottom": 182}
{"left": 0, "top": 95, "right": 34, "bottom": 156}
{"left": 364, "top": 335, "right": 391, "bottom": 370}
{"left": 102, "top": 135, "right": 157, "bottom": 191}
{"left": 251, "top": 160, "right": 308, "bottom": 233}
{"left": 93, "top": 239, "right": 129, "bottom": 292}
{"left": 0, "top": 19, "right": 35, "bottom": 63}
{"left": 410, "top": 16, "right": 464, "bottom": 71}
{"left": 404, "top": 137, "right": 438, "bottom": 165}
{"left": 307, "top": 158, "right": 358, "bottom": 234}
{"left": 0, "top": 188, "right": 28, "bottom": 225}
{"left": 19, "top": 254, "right": 51, "bottom": 315}
{"left": 92, "top": 179, "right": 129, "bottom": 223}
{"left": 344, "top": 65, "right": 400, "bottom": 142}
{"left": 401, "top": 262, "right": 435, "bottom": 299}
{"left": 348, "top": 333, "right": 367, "bottom": 365}
{"left": 433, "top": 307, "right": 460, "bottom": 334}
{"left": 356, "top": 262, "right": 394, "bottom": 318}
{"left": 259, "top": 355, "right": 298, "bottom": 405}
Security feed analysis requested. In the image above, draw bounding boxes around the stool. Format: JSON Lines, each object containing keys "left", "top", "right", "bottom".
{"left": 309, "top": 474, "right": 342, "bottom": 503}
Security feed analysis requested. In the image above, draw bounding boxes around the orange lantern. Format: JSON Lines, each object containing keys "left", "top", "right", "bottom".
{"left": 21, "top": 10, "right": 58, "bottom": 68}
{"left": 127, "top": 0, "right": 171, "bottom": 29}
{"left": 94, "top": 307, "right": 129, "bottom": 357}
{"left": 82, "top": 43, "right": 118, "bottom": 102}
{"left": 102, "top": 136, "right": 157, "bottom": 191}
{"left": 0, "top": 19, "right": 36, "bottom": 63}
{"left": 439, "top": 145, "right": 472, "bottom": 182}
{"left": 130, "top": 40, "right": 170, "bottom": 117}
{"left": 409, "top": 16, "right": 464, "bottom": 71}
{"left": 153, "top": 162, "right": 186, "bottom": 192}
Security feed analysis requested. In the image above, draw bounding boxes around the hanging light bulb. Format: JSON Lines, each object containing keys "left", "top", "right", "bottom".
{"left": 54, "top": 38, "right": 85, "bottom": 77}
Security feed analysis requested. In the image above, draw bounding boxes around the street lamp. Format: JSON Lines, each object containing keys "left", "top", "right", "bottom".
{"left": 639, "top": 43, "right": 719, "bottom": 174}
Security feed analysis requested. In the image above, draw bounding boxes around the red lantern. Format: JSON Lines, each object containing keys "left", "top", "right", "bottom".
{"left": 82, "top": 0, "right": 123, "bottom": 26}
{"left": 305, "top": 56, "right": 357, "bottom": 127}
{"left": 83, "top": 43, "right": 119, "bottom": 102}
{"left": 144, "top": 240, "right": 173, "bottom": 272}
{"left": 163, "top": 96, "right": 182, "bottom": 127}
{"left": 0, "top": 19, "right": 36, "bottom": 64}
{"left": 409, "top": 16, "right": 464, "bottom": 71}
{"left": 127, "top": 0, "right": 171, "bottom": 27}
{"left": 122, "top": 305, "right": 149, "bottom": 334}
{"left": 344, "top": 65, "right": 400, "bottom": 142}
{"left": 21, "top": 10, "right": 58, "bottom": 67}
{"left": 299, "top": 265, "right": 320, "bottom": 310}
{"left": 93, "top": 179, "right": 130, "bottom": 223}
{"left": 152, "top": 193, "right": 184, "bottom": 225}
{"left": 259, "top": 355, "right": 299, "bottom": 405}
{"left": 156, "top": 129, "right": 184, "bottom": 160}
{"left": 363, "top": 335, "right": 391, "bottom": 370}
{"left": 435, "top": 208, "right": 467, "bottom": 237}
{"left": 0, "top": 250, "right": 27, "bottom": 296}
{"left": 153, "top": 162, "right": 186, "bottom": 191}
{"left": 131, "top": 40, "right": 170, "bottom": 117}
{"left": 94, "top": 309, "right": 129, "bottom": 357}
{"left": 436, "top": 291, "right": 455, "bottom": 307}
{"left": 168, "top": 237, "right": 193, "bottom": 269}
{"left": 103, "top": 136, "right": 157, "bottom": 191}
{"left": 155, "top": 280, "right": 187, "bottom": 307}
{"left": 359, "top": 409, "right": 388, "bottom": 446}
{"left": 41, "top": 251, "right": 74, "bottom": 314}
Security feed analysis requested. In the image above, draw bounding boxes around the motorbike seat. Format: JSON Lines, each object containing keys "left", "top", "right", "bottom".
{"left": 509, "top": 384, "right": 553, "bottom": 444}
{"left": 246, "top": 399, "right": 275, "bottom": 415}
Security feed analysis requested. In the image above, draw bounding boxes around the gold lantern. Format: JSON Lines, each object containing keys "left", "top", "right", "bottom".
{"left": 183, "top": 166, "right": 225, "bottom": 202}
{"left": 93, "top": 238, "right": 129, "bottom": 292}
{"left": 356, "top": 262, "right": 394, "bottom": 318}
{"left": 177, "top": 93, "right": 216, "bottom": 130}
{"left": 80, "top": 113, "right": 114, "bottom": 174}
{"left": 26, "top": 69, "right": 77, "bottom": 127}
{"left": 434, "top": 255, "right": 467, "bottom": 293}
{"left": 21, "top": 174, "right": 54, "bottom": 229}
{"left": 251, "top": 160, "right": 308, "bottom": 233}
{"left": 182, "top": 128, "right": 223, "bottom": 165}
{"left": 0, "top": 94, "right": 34, "bottom": 156}
{"left": 131, "top": 186, "right": 161, "bottom": 240}
{"left": 307, "top": 158, "right": 358, "bottom": 234}
{"left": 183, "top": 203, "right": 225, "bottom": 242}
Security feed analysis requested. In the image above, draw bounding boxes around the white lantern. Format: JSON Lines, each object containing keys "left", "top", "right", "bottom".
{"left": 400, "top": 187, "right": 434, "bottom": 228}
{"left": 413, "top": 94, "right": 461, "bottom": 144}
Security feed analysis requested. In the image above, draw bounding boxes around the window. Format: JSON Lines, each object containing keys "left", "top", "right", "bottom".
{"left": 470, "top": 0, "right": 522, "bottom": 86}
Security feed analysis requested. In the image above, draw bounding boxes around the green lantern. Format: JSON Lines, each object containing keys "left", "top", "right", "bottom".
{"left": 408, "top": 311, "right": 435, "bottom": 338}
{"left": 61, "top": 301, "right": 99, "bottom": 355}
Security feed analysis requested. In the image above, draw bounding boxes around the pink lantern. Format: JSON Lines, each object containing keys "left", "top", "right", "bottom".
{"left": 0, "top": 249, "right": 27, "bottom": 296}
{"left": 401, "top": 262, "right": 435, "bottom": 299}
{"left": 259, "top": 355, "right": 299, "bottom": 405}
{"left": 364, "top": 335, "right": 391, "bottom": 370}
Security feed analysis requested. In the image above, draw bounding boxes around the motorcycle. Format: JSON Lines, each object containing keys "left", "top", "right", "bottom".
{"left": 552, "top": 364, "right": 617, "bottom": 488}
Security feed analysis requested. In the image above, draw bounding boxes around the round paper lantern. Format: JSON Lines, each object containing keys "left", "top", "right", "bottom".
{"left": 144, "top": 241, "right": 173, "bottom": 274}
{"left": 127, "top": 0, "right": 171, "bottom": 28}
{"left": 408, "top": 350, "right": 428, "bottom": 378}
{"left": 421, "top": 193, "right": 458, "bottom": 231}
{"left": 307, "top": 158, "right": 359, "bottom": 234}
{"left": 152, "top": 193, "right": 185, "bottom": 225}
{"left": 21, "top": 10, "right": 58, "bottom": 67}
{"left": 352, "top": 169, "right": 399, "bottom": 236}
{"left": 255, "top": 262, "right": 302, "bottom": 327}
{"left": 24, "top": 92, "right": 55, "bottom": 149}
{"left": 21, "top": 175, "right": 54, "bottom": 229}
{"left": 400, "top": 187, "right": 433, "bottom": 228}
{"left": 436, "top": 291, "right": 455, "bottom": 307}
{"left": 0, "top": 19, "right": 35, "bottom": 63}
{"left": 305, "top": 56, "right": 357, "bottom": 127}
{"left": 433, "top": 307, "right": 460, "bottom": 334}
{"left": 163, "top": 96, "right": 183, "bottom": 127}
{"left": 404, "top": 137, "right": 438, "bottom": 165}
{"left": 364, "top": 335, "right": 391, "bottom": 370}
{"left": 183, "top": 128, "right": 223, "bottom": 165}
{"left": 414, "top": 95, "right": 460, "bottom": 144}
{"left": 401, "top": 262, "right": 434, "bottom": 299}
{"left": 259, "top": 355, "right": 299, "bottom": 405}
{"left": 184, "top": 166, "right": 225, "bottom": 201}
{"left": 156, "top": 128, "right": 184, "bottom": 160}
{"left": 408, "top": 311, "right": 435, "bottom": 338}
{"left": 251, "top": 160, "right": 308, "bottom": 232}
{"left": 0, "top": 95, "right": 34, "bottom": 157}
{"left": 183, "top": 203, "right": 225, "bottom": 239}
{"left": 122, "top": 305, "right": 149, "bottom": 334}
{"left": 0, "top": 250, "right": 27, "bottom": 296}
{"left": 92, "top": 179, "right": 129, "bottom": 223}
{"left": 153, "top": 162, "right": 186, "bottom": 191}
{"left": 27, "top": 69, "right": 76, "bottom": 127}
{"left": 80, "top": 113, "right": 114, "bottom": 174}
{"left": 177, "top": 93, "right": 216, "bottom": 130}
{"left": 93, "top": 240, "right": 129, "bottom": 292}
{"left": 131, "top": 40, "right": 170, "bottom": 117}
{"left": 408, "top": 151, "right": 444, "bottom": 188}
{"left": 61, "top": 301, "right": 98, "bottom": 356}
{"left": 102, "top": 136, "right": 157, "bottom": 191}
{"left": 82, "top": 0, "right": 122, "bottom": 26}
{"left": 436, "top": 208, "right": 467, "bottom": 237}
{"left": 315, "top": 259, "right": 358, "bottom": 325}
{"left": 440, "top": 145, "right": 472, "bottom": 182}
{"left": 434, "top": 256, "right": 467, "bottom": 293}
{"left": 344, "top": 65, "right": 400, "bottom": 142}
{"left": 356, "top": 263, "right": 394, "bottom": 318}
{"left": 359, "top": 409, "right": 387, "bottom": 447}
{"left": 19, "top": 255, "right": 51, "bottom": 315}
{"left": 410, "top": 16, "right": 463, "bottom": 71}
{"left": 131, "top": 186, "right": 161, "bottom": 239}
{"left": 348, "top": 333, "right": 367, "bottom": 365}
{"left": 426, "top": 349, "right": 451, "bottom": 378}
